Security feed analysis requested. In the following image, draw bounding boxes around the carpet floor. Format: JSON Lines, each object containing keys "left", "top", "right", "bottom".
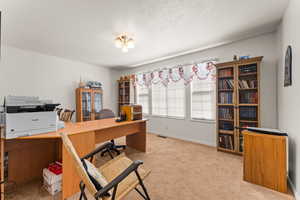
{"left": 7, "top": 133, "right": 294, "bottom": 200}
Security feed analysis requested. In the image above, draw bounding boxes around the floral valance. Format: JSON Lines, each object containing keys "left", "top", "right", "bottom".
{"left": 130, "top": 61, "right": 216, "bottom": 87}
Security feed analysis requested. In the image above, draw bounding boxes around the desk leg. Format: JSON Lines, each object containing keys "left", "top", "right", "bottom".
{"left": 62, "top": 131, "right": 95, "bottom": 200}
{"left": 126, "top": 121, "right": 146, "bottom": 152}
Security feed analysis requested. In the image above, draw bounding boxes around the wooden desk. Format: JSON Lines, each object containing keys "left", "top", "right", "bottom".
{"left": 243, "top": 130, "right": 287, "bottom": 193}
{"left": 0, "top": 119, "right": 147, "bottom": 200}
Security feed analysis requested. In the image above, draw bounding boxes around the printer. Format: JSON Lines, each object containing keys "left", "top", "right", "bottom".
{"left": 3, "top": 96, "right": 60, "bottom": 139}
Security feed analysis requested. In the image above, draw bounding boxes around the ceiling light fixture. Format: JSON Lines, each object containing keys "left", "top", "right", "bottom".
{"left": 114, "top": 34, "right": 135, "bottom": 53}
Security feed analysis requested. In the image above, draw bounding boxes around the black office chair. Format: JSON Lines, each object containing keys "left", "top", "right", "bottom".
{"left": 98, "top": 109, "right": 126, "bottom": 156}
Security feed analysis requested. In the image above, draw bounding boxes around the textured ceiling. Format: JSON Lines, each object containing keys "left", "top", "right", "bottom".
{"left": 0, "top": 0, "right": 289, "bottom": 68}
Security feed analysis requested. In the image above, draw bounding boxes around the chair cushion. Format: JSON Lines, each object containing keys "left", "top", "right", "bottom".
{"left": 99, "top": 154, "right": 151, "bottom": 200}
{"left": 82, "top": 159, "right": 112, "bottom": 196}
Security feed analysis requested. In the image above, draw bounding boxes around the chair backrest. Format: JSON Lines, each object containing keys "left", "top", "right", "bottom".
{"left": 98, "top": 109, "right": 115, "bottom": 119}
{"left": 59, "top": 132, "right": 97, "bottom": 195}
{"left": 60, "top": 109, "right": 75, "bottom": 122}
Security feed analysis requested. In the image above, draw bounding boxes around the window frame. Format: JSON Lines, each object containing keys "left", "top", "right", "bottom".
{"left": 150, "top": 81, "right": 186, "bottom": 119}
{"left": 166, "top": 80, "right": 186, "bottom": 119}
{"left": 151, "top": 82, "right": 168, "bottom": 117}
{"left": 190, "top": 79, "right": 216, "bottom": 122}
{"left": 135, "top": 84, "right": 150, "bottom": 115}
{"left": 133, "top": 70, "right": 216, "bottom": 123}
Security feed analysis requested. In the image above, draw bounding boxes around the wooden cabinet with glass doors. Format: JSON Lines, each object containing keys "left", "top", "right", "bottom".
{"left": 76, "top": 88, "right": 103, "bottom": 122}
{"left": 216, "top": 56, "right": 262, "bottom": 154}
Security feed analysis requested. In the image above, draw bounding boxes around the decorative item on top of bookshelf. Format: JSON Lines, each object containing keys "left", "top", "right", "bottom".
{"left": 284, "top": 45, "right": 292, "bottom": 87}
{"left": 216, "top": 56, "right": 263, "bottom": 155}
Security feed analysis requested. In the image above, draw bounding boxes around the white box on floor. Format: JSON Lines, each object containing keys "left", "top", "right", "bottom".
{"left": 43, "top": 168, "right": 62, "bottom": 185}
{"left": 44, "top": 180, "right": 61, "bottom": 195}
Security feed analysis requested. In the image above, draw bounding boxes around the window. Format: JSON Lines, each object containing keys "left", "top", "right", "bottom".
{"left": 136, "top": 84, "right": 149, "bottom": 114}
{"left": 151, "top": 82, "right": 167, "bottom": 116}
{"left": 151, "top": 80, "right": 185, "bottom": 118}
{"left": 167, "top": 79, "right": 185, "bottom": 118}
{"left": 191, "top": 78, "right": 215, "bottom": 120}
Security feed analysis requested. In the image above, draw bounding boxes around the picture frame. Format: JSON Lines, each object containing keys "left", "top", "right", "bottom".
{"left": 284, "top": 45, "right": 292, "bottom": 87}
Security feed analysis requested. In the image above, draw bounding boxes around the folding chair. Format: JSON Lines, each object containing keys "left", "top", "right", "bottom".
{"left": 60, "top": 132, "right": 151, "bottom": 200}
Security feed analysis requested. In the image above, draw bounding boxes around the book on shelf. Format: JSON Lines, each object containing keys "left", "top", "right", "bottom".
{"left": 240, "top": 122, "right": 258, "bottom": 127}
{"left": 218, "top": 107, "right": 233, "bottom": 119}
{"left": 238, "top": 80, "right": 257, "bottom": 89}
{"left": 239, "top": 107, "right": 257, "bottom": 121}
{"left": 219, "top": 92, "right": 233, "bottom": 104}
{"left": 219, "top": 134, "right": 234, "bottom": 150}
{"left": 239, "top": 64, "right": 257, "bottom": 74}
{"left": 219, "top": 68, "right": 233, "bottom": 77}
{"left": 239, "top": 91, "right": 258, "bottom": 104}
{"left": 219, "top": 121, "right": 234, "bottom": 131}
{"left": 219, "top": 79, "right": 234, "bottom": 89}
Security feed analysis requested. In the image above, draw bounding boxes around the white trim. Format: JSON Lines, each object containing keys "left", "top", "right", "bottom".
{"left": 190, "top": 118, "right": 216, "bottom": 124}
{"left": 150, "top": 114, "right": 167, "bottom": 118}
{"left": 150, "top": 115, "right": 185, "bottom": 120}
{"left": 288, "top": 176, "right": 299, "bottom": 199}
{"left": 165, "top": 116, "right": 185, "bottom": 120}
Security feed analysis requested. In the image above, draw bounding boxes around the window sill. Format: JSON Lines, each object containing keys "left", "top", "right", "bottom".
{"left": 190, "top": 118, "right": 216, "bottom": 124}
{"left": 150, "top": 115, "right": 185, "bottom": 120}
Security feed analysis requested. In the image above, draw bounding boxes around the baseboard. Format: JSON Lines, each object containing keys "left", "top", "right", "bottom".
{"left": 148, "top": 132, "right": 216, "bottom": 147}
{"left": 288, "top": 176, "right": 299, "bottom": 199}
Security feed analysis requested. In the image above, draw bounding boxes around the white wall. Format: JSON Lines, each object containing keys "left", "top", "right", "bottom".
{"left": 0, "top": 46, "right": 115, "bottom": 114}
{"left": 277, "top": 0, "right": 300, "bottom": 197}
{"left": 113, "top": 32, "right": 278, "bottom": 146}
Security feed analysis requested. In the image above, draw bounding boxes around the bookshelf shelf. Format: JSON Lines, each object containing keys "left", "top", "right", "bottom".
{"left": 219, "top": 130, "right": 234, "bottom": 135}
{"left": 219, "top": 118, "right": 234, "bottom": 122}
{"left": 239, "top": 88, "right": 257, "bottom": 91}
{"left": 218, "top": 89, "right": 234, "bottom": 92}
{"left": 218, "top": 76, "right": 234, "bottom": 78}
{"left": 239, "top": 72, "right": 257, "bottom": 77}
{"left": 216, "top": 56, "right": 262, "bottom": 154}
{"left": 218, "top": 147, "right": 235, "bottom": 153}
{"left": 239, "top": 104, "right": 258, "bottom": 106}
{"left": 240, "top": 120, "right": 258, "bottom": 123}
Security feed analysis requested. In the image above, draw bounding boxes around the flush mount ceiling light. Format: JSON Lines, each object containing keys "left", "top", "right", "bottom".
{"left": 114, "top": 34, "right": 135, "bottom": 53}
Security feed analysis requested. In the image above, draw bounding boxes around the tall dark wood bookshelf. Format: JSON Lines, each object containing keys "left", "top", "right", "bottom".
{"left": 216, "top": 56, "right": 263, "bottom": 155}
{"left": 118, "top": 76, "right": 134, "bottom": 114}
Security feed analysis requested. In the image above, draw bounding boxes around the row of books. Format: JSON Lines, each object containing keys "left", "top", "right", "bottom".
{"left": 219, "top": 135, "right": 234, "bottom": 150}
{"left": 239, "top": 107, "right": 257, "bottom": 121}
{"left": 219, "top": 69, "right": 233, "bottom": 77}
{"left": 238, "top": 122, "right": 258, "bottom": 152}
{"left": 218, "top": 107, "right": 233, "bottom": 119}
{"left": 219, "top": 121, "right": 234, "bottom": 131}
{"left": 219, "top": 79, "right": 234, "bottom": 89}
{"left": 238, "top": 79, "right": 257, "bottom": 89}
{"left": 219, "top": 92, "right": 233, "bottom": 104}
{"left": 239, "top": 91, "right": 258, "bottom": 104}
{"left": 239, "top": 64, "right": 257, "bottom": 74}
{"left": 240, "top": 122, "right": 258, "bottom": 128}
